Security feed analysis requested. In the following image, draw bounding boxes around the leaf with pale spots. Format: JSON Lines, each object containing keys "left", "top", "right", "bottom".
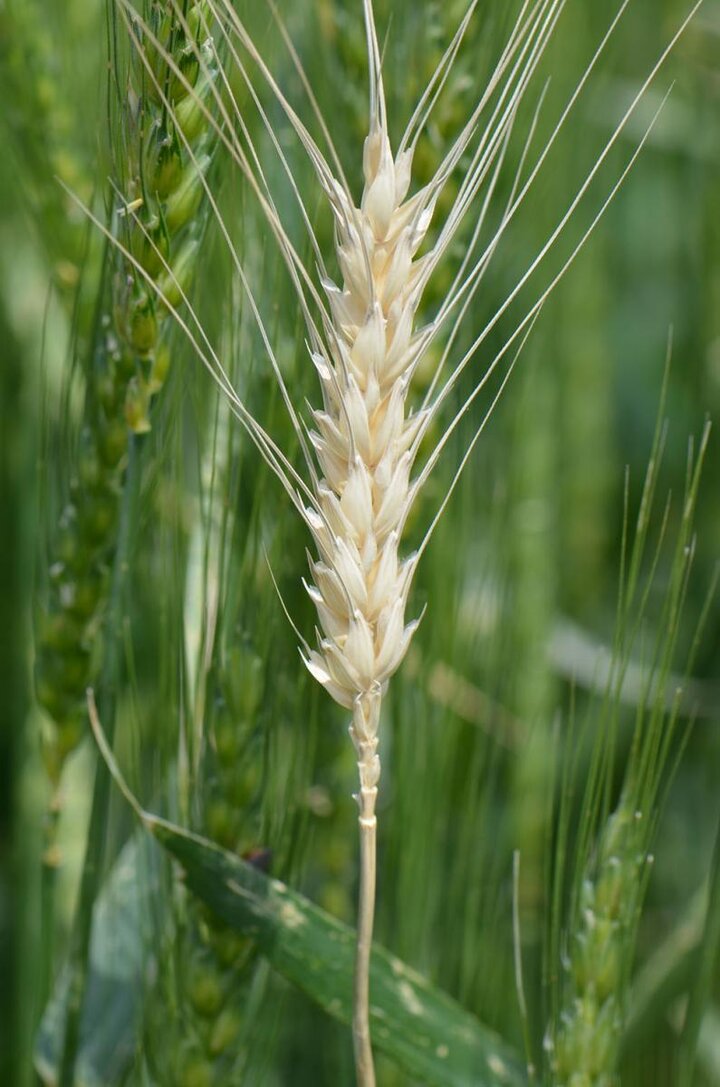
{"left": 147, "top": 816, "right": 526, "bottom": 1087}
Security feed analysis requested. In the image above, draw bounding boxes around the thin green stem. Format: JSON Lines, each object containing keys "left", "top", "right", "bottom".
{"left": 58, "top": 437, "right": 139, "bottom": 1087}
{"left": 38, "top": 799, "right": 61, "bottom": 1019}
{"left": 351, "top": 690, "right": 381, "bottom": 1087}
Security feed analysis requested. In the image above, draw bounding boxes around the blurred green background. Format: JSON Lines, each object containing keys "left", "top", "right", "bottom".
{"left": 1, "top": 0, "right": 719, "bottom": 1083}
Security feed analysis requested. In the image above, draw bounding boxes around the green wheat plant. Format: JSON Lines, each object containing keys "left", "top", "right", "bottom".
{"left": 28, "top": 3, "right": 227, "bottom": 1081}
{"left": 34, "top": 0, "right": 221, "bottom": 783}
{"left": 547, "top": 374, "right": 715, "bottom": 1086}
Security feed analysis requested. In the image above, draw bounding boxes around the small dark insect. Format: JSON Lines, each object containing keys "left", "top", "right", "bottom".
{"left": 242, "top": 847, "right": 272, "bottom": 873}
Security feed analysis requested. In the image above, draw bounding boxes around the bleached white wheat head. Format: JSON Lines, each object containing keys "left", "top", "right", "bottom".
{"left": 302, "top": 109, "right": 431, "bottom": 808}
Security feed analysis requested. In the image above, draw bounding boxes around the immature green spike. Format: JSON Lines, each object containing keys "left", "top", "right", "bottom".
{"left": 136, "top": 644, "right": 270, "bottom": 1085}
{"left": 35, "top": 0, "right": 220, "bottom": 781}
{"left": 552, "top": 797, "right": 643, "bottom": 1087}
{"left": 0, "top": 0, "right": 95, "bottom": 306}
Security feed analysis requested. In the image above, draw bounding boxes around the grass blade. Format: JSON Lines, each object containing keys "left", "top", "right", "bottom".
{"left": 35, "top": 836, "right": 160, "bottom": 1087}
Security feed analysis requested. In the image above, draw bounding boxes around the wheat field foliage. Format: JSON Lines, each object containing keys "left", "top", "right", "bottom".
{"left": 1, "top": 0, "right": 720, "bottom": 1085}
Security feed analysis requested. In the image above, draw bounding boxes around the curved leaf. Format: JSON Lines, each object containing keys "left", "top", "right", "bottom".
{"left": 149, "top": 815, "right": 525, "bottom": 1087}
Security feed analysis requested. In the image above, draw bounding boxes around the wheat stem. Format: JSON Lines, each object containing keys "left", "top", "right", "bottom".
{"left": 352, "top": 693, "right": 381, "bottom": 1085}
{"left": 354, "top": 810, "right": 377, "bottom": 1086}
{"left": 38, "top": 799, "right": 61, "bottom": 1020}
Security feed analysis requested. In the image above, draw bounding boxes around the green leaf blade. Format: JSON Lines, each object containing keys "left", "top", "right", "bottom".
{"left": 150, "top": 816, "right": 525, "bottom": 1087}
